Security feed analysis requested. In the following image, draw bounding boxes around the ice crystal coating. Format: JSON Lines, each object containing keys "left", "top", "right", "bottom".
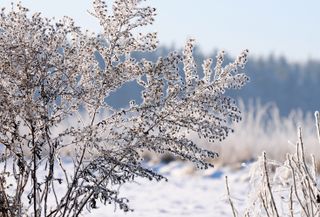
{"left": 0, "top": 0, "right": 249, "bottom": 216}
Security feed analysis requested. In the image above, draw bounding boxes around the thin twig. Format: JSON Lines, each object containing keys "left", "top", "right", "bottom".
{"left": 225, "top": 176, "right": 237, "bottom": 217}
{"left": 259, "top": 192, "right": 271, "bottom": 217}
{"left": 288, "top": 156, "right": 309, "bottom": 217}
{"left": 262, "top": 152, "right": 280, "bottom": 217}
{"left": 289, "top": 186, "right": 294, "bottom": 217}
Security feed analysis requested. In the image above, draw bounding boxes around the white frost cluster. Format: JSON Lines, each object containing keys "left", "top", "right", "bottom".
{"left": 0, "top": 0, "right": 249, "bottom": 216}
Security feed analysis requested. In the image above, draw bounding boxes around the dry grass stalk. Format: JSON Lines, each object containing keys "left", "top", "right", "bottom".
{"left": 227, "top": 110, "right": 320, "bottom": 217}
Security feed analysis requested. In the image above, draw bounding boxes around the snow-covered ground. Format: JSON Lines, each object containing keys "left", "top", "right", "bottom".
{"left": 83, "top": 162, "right": 252, "bottom": 217}
{"left": 4, "top": 158, "right": 319, "bottom": 216}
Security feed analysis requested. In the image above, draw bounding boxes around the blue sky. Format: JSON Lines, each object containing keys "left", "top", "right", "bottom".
{"left": 2, "top": 0, "right": 319, "bottom": 62}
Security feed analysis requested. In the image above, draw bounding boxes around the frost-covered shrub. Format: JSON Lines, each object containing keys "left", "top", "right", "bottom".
{"left": 0, "top": 0, "right": 249, "bottom": 216}
{"left": 226, "top": 111, "right": 320, "bottom": 217}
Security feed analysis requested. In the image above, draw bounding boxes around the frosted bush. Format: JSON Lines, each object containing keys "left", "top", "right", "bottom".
{"left": 0, "top": 0, "right": 249, "bottom": 216}
{"left": 226, "top": 111, "right": 320, "bottom": 217}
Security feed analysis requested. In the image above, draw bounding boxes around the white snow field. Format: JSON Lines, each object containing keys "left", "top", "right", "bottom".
{"left": 3, "top": 158, "right": 319, "bottom": 216}
{"left": 82, "top": 161, "right": 252, "bottom": 217}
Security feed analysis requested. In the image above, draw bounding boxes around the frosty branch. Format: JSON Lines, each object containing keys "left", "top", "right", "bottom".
{"left": 0, "top": 0, "right": 249, "bottom": 216}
